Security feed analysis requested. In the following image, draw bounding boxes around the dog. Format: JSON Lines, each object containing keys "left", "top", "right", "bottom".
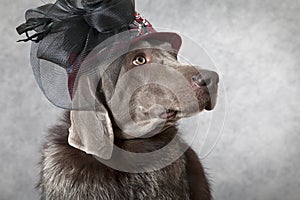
{"left": 37, "top": 38, "right": 219, "bottom": 200}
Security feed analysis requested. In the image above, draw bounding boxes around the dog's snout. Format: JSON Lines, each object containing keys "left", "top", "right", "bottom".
{"left": 190, "top": 70, "right": 219, "bottom": 111}
{"left": 192, "top": 71, "right": 219, "bottom": 88}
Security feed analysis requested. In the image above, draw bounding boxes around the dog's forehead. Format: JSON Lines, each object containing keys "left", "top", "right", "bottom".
{"left": 129, "top": 39, "right": 174, "bottom": 52}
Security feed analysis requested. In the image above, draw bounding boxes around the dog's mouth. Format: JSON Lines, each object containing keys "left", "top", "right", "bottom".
{"left": 157, "top": 92, "right": 217, "bottom": 120}
{"left": 159, "top": 109, "right": 179, "bottom": 119}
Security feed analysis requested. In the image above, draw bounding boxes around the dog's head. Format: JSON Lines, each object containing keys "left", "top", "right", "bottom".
{"left": 69, "top": 37, "right": 219, "bottom": 159}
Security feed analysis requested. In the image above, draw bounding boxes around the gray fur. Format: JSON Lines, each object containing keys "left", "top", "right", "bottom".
{"left": 38, "top": 115, "right": 191, "bottom": 200}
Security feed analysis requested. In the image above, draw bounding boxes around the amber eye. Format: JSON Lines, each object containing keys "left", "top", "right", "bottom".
{"left": 133, "top": 55, "right": 147, "bottom": 66}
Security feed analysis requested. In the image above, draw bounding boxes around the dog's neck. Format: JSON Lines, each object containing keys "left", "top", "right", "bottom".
{"left": 114, "top": 124, "right": 174, "bottom": 139}
{"left": 114, "top": 125, "right": 180, "bottom": 153}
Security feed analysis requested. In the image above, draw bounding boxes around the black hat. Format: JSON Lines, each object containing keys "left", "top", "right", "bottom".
{"left": 17, "top": 0, "right": 182, "bottom": 109}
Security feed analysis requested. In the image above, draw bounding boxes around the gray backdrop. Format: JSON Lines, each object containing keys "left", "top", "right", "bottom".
{"left": 1, "top": 0, "right": 300, "bottom": 199}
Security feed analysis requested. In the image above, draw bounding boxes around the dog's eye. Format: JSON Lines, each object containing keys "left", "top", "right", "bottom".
{"left": 133, "top": 56, "right": 147, "bottom": 66}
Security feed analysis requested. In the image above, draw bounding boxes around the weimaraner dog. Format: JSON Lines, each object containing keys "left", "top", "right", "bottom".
{"left": 15, "top": 0, "right": 219, "bottom": 199}
{"left": 38, "top": 38, "right": 219, "bottom": 200}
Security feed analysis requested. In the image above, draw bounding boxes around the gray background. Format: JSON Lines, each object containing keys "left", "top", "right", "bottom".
{"left": 1, "top": 0, "right": 300, "bottom": 199}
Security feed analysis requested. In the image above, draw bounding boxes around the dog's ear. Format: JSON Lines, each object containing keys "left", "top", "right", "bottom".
{"left": 68, "top": 75, "right": 114, "bottom": 160}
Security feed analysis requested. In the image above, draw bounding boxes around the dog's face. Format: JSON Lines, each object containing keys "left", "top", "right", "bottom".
{"left": 101, "top": 39, "right": 219, "bottom": 139}
{"left": 69, "top": 38, "right": 219, "bottom": 159}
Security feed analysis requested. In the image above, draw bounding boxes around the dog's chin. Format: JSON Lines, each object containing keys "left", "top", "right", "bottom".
{"left": 160, "top": 95, "right": 217, "bottom": 121}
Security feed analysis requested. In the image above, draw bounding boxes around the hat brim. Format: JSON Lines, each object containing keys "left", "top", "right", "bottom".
{"left": 130, "top": 32, "right": 182, "bottom": 53}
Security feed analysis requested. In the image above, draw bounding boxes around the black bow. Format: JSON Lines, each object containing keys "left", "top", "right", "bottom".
{"left": 16, "top": 0, "right": 135, "bottom": 70}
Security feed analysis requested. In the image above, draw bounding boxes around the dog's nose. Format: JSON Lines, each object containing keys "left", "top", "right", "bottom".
{"left": 192, "top": 70, "right": 219, "bottom": 88}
